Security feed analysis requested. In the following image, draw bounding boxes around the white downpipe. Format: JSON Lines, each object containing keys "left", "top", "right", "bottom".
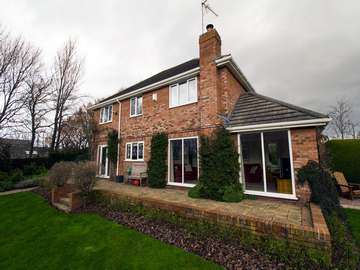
{"left": 116, "top": 100, "right": 121, "bottom": 176}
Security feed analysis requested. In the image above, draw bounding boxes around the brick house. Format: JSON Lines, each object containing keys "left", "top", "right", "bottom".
{"left": 89, "top": 24, "right": 330, "bottom": 200}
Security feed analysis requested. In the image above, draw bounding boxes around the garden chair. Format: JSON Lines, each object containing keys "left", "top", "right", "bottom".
{"left": 334, "top": 171, "right": 360, "bottom": 200}
{"left": 125, "top": 163, "right": 147, "bottom": 186}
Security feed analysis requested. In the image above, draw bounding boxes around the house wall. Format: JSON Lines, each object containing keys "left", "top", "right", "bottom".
{"left": 93, "top": 27, "right": 247, "bottom": 177}
{"left": 290, "top": 127, "right": 319, "bottom": 201}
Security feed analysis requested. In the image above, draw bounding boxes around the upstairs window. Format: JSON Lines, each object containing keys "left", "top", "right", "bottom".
{"left": 125, "top": 142, "right": 144, "bottom": 161}
{"left": 130, "top": 96, "right": 143, "bottom": 117}
{"left": 100, "top": 105, "right": 112, "bottom": 123}
{"left": 169, "top": 78, "right": 197, "bottom": 108}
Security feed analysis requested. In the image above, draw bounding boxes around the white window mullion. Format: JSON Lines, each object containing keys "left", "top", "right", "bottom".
{"left": 260, "top": 132, "right": 267, "bottom": 192}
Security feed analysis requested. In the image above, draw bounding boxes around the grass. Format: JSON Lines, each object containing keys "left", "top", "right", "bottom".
{"left": 0, "top": 192, "right": 221, "bottom": 270}
{"left": 345, "top": 208, "right": 360, "bottom": 246}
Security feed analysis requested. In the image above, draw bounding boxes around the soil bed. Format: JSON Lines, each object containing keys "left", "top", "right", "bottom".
{"left": 33, "top": 188, "right": 288, "bottom": 270}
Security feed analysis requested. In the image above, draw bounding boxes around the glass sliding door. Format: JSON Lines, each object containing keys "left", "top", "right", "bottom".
{"left": 98, "top": 145, "right": 109, "bottom": 177}
{"left": 239, "top": 130, "right": 295, "bottom": 198}
{"left": 240, "top": 133, "right": 264, "bottom": 191}
{"left": 263, "top": 131, "right": 293, "bottom": 194}
{"left": 169, "top": 137, "right": 198, "bottom": 186}
{"left": 169, "top": 140, "right": 182, "bottom": 183}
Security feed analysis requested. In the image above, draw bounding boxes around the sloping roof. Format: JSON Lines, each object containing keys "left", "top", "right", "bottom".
{"left": 228, "top": 93, "right": 328, "bottom": 128}
{"left": 100, "top": 58, "right": 200, "bottom": 103}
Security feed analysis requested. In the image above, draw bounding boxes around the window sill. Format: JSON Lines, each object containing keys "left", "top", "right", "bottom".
{"left": 129, "top": 114, "right": 143, "bottom": 118}
{"left": 99, "top": 120, "right": 112, "bottom": 125}
{"left": 96, "top": 175, "right": 110, "bottom": 179}
{"left": 169, "top": 100, "right": 197, "bottom": 109}
{"left": 167, "top": 182, "right": 196, "bottom": 188}
{"left": 124, "top": 159, "right": 145, "bottom": 162}
{"left": 244, "top": 190, "right": 298, "bottom": 200}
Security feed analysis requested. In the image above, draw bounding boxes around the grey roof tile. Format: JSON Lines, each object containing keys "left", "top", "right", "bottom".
{"left": 228, "top": 93, "right": 328, "bottom": 127}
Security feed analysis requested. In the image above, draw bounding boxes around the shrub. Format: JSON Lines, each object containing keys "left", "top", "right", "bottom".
{"left": 298, "top": 161, "right": 359, "bottom": 268}
{"left": 8, "top": 169, "right": 24, "bottom": 184}
{"left": 48, "top": 162, "right": 75, "bottom": 187}
{"left": 23, "top": 163, "right": 47, "bottom": 176}
{"left": 13, "top": 179, "right": 39, "bottom": 189}
{"left": 298, "top": 160, "right": 341, "bottom": 218}
{"left": 0, "top": 181, "right": 13, "bottom": 192}
{"left": 194, "top": 127, "right": 243, "bottom": 201}
{"left": 188, "top": 183, "right": 204, "bottom": 199}
{"left": 0, "top": 171, "right": 8, "bottom": 182}
{"left": 107, "top": 130, "right": 119, "bottom": 165}
{"left": 222, "top": 184, "right": 245, "bottom": 202}
{"left": 73, "top": 161, "right": 97, "bottom": 204}
{"left": 326, "top": 139, "right": 360, "bottom": 183}
{"left": 147, "top": 133, "right": 168, "bottom": 188}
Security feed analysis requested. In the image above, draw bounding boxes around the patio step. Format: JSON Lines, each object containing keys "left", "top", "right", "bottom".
{"left": 59, "top": 197, "right": 71, "bottom": 207}
{"left": 53, "top": 202, "right": 71, "bottom": 213}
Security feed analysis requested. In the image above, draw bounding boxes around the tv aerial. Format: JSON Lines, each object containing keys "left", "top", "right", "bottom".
{"left": 201, "top": 0, "right": 219, "bottom": 33}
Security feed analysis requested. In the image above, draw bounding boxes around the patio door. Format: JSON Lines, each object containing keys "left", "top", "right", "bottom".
{"left": 239, "top": 130, "right": 296, "bottom": 199}
{"left": 98, "top": 145, "right": 109, "bottom": 178}
{"left": 168, "top": 137, "right": 198, "bottom": 187}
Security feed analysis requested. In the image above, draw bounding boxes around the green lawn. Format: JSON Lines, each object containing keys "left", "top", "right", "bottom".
{"left": 0, "top": 192, "right": 221, "bottom": 270}
{"left": 345, "top": 208, "right": 360, "bottom": 246}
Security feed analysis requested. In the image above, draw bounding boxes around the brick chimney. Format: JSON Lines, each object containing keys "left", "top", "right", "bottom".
{"left": 198, "top": 24, "right": 222, "bottom": 130}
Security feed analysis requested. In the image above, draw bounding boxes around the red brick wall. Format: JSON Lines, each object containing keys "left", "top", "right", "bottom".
{"left": 291, "top": 127, "right": 319, "bottom": 171}
{"left": 291, "top": 127, "right": 320, "bottom": 201}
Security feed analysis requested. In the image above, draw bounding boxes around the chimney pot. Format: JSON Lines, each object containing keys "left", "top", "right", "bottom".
{"left": 206, "top": 24, "right": 214, "bottom": 31}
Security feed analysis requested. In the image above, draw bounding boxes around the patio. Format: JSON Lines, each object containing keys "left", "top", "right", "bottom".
{"left": 94, "top": 180, "right": 331, "bottom": 249}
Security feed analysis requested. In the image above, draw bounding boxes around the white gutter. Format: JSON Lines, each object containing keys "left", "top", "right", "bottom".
{"left": 88, "top": 67, "right": 200, "bottom": 110}
{"left": 215, "top": 55, "right": 254, "bottom": 92}
{"left": 227, "top": 118, "right": 331, "bottom": 133}
{"left": 116, "top": 100, "right": 121, "bottom": 176}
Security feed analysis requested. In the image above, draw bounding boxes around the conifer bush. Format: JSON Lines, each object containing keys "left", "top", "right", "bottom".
{"left": 189, "top": 127, "right": 244, "bottom": 202}
{"left": 147, "top": 133, "right": 168, "bottom": 188}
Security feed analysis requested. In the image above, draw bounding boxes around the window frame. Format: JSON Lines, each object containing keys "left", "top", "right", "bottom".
{"left": 169, "top": 77, "right": 197, "bottom": 108}
{"left": 130, "top": 96, "right": 143, "bottom": 117}
{"left": 99, "top": 105, "right": 113, "bottom": 124}
{"left": 167, "top": 136, "right": 199, "bottom": 187}
{"left": 125, "top": 141, "right": 144, "bottom": 161}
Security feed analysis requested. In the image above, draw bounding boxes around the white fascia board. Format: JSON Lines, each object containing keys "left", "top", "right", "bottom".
{"left": 88, "top": 67, "right": 200, "bottom": 110}
{"left": 227, "top": 118, "right": 332, "bottom": 133}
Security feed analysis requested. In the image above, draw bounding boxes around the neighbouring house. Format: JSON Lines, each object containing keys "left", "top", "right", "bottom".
{"left": 89, "top": 24, "right": 330, "bottom": 201}
{"left": 0, "top": 138, "right": 49, "bottom": 159}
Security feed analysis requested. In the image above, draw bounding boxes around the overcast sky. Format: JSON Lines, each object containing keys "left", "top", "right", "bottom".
{"left": 1, "top": 0, "right": 359, "bottom": 122}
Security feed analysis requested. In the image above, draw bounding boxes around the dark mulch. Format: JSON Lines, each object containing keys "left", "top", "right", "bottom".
{"left": 32, "top": 188, "right": 287, "bottom": 270}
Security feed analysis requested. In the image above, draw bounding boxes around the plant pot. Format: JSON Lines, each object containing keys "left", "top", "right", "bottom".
{"left": 132, "top": 179, "right": 140, "bottom": 186}
{"left": 115, "top": 175, "right": 124, "bottom": 183}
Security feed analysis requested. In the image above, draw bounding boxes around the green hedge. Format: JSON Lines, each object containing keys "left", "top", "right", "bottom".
{"left": 326, "top": 139, "right": 360, "bottom": 183}
{"left": 147, "top": 133, "right": 168, "bottom": 188}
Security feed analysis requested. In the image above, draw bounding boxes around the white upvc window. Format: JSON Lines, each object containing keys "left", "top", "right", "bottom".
{"left": 125, "top": 141, "right": 144, "bottom": 161}
{"left": 100, "top": 105, "right": 112, "bottom": 123}
{"left": 169, "top": 78, "right": 197, "bottom": 108}
{"left": 130, "top": 96, "right": 143, "bottom": 117}
{"left": 97, "top": 144, "right": 110, "bottom": 178}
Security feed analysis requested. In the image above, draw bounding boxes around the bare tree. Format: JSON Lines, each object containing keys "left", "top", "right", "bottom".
{"left": 349, "top": 121, "right": 359, "bottom": 139}
{"left": 0, "top": 27, "right": 41, "bottom": 133}
{"left": 329, "top": 99, "right": 352, "bottom": 139}
{"left": 23, "top": 72, "right": 52, "bottom": 157}
{"left": 50, "top": 39, "right": 82, "bottom": 150}
{"left": 59, "top": 105, "right": 96, "bottom": 151}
